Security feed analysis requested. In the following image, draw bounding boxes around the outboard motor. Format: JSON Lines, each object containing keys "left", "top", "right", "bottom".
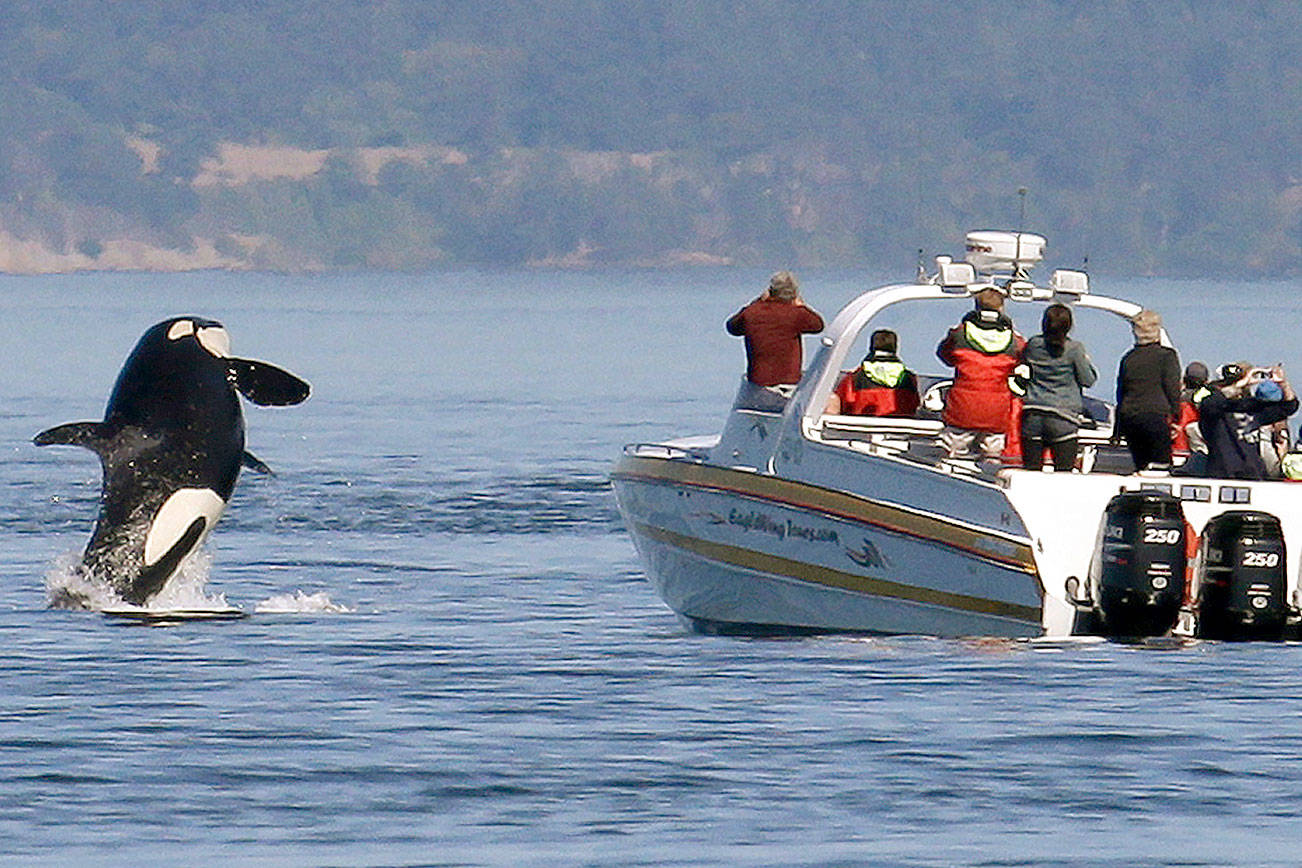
{"left": 1196, "top": 511, "right": 1288, "bottom": 641}
{"left": 1092, "top": 491, "right": 1187, "bottom": 638}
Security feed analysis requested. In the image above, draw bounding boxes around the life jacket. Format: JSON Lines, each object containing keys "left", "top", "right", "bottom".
{"left": 1172, "top": 385, "right": 1211, "bottom": 453}
{"left": 1003, "top": 397, "right": 1025, "bottom": 464}
{"left": 1172, "top": 401, "right": 1199, "bottom": 455}
{"left": 834, "top": 354, "right": 919, "bottom": 417}
{"left": 937, "top": 310, "right": 1024, "bottom": 432}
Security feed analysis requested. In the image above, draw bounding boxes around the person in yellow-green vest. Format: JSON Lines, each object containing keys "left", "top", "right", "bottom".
{"left": 826, "top": 329, "right": 920, "bottom": 416}
{"left": 936, "top": 288, "right": 1025, "bottom": 459}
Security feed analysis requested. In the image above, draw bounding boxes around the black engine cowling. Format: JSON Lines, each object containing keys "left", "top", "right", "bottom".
{"left": 1196, "top": 510, "right": 1288, "bottom": 641}
{"left": 1093, "top": 491, "right": 1187, "bottom": 638}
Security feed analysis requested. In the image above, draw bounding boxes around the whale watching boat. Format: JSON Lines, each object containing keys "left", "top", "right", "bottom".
{"left": 612, "top": 231, "right": 1302, "bottom": 640}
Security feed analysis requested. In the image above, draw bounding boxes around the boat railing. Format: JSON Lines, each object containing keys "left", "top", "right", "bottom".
{"left": 818, "top": 414, "right": 944, "bottom": 438}
{"left": 813, "top": 405, "right": 1129, "bottom": 477}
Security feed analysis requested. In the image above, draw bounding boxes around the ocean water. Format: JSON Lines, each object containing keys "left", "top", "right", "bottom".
{"left": 4, "top": 268, "right": 1302, "bottom": 865}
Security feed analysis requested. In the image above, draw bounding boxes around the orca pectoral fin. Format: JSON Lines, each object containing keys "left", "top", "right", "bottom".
{"left": 228, "top": 358, "right": 311, "bottom": 406}
{"left": 33, "top": 421, "right": 111, "bottom": 453}
{"left": 242, "top": 451, "right": 274, "bottom": 475}
{"left": 125, "top": 516, "right": 207, "bottom": 605}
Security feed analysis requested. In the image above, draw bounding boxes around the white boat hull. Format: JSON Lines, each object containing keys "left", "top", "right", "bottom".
{"left": 613, "top": 453, "right": 1043, "bottom": 637}
{"left": 614, "top": 237, "right": 1302, "bottom": 639}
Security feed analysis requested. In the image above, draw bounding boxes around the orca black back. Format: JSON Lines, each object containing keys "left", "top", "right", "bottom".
{"left": 34, "top": 316, "right": 310, "bottom": 606}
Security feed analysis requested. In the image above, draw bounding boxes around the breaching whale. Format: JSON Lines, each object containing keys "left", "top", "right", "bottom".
{"left": 35, "top": 317, "right": 310, "bottom": 606}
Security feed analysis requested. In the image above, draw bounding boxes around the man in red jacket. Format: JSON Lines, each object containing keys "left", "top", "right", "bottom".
{"left": 936, "top": 287, "right": 1025, "bottom": 459}
{"left": 726, "top": 271, "right": 824, "bottom": 411}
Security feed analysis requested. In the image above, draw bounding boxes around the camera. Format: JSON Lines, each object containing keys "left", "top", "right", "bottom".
{"left": 1248, "top": 367, "right": 1273, "bottom": 382}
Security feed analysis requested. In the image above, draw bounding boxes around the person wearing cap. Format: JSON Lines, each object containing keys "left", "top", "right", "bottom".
{"left": 1199, "top": 364, "right": 1299, "bottom": 479}
{"left": 1182, "top": 361, "right": 1210, "bottom": 400}
{"left": 726, "top": 271, "right": 824, "bottom": 411}
{"left": 1172, "top": 360, "right": 1211, "bottom": 474}
{"left": 1114, "top": 309, "right": 1181, "bottom": 472}
{"left": 936, "top": 286, "right": 1025, "bottom": 459}
{"left": 826, "top": 329, "right": 920, "bottom": 417}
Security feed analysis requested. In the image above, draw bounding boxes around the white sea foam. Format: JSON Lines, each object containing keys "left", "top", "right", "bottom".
{"left": 45, "top": 552, "right": 122, "bottom": 610}
{"left": 255, "top": 590, "right": 352, "bottom": 614}
{"left": 44, "top": 548, "right": 234, "bottom": 613}
{"left": 145, "top": 550, "right": 233, "bottom": 611}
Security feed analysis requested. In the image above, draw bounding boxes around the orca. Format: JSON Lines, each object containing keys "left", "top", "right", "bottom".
{"left": 35, "top": 317, "right": 310, "bottom": 606}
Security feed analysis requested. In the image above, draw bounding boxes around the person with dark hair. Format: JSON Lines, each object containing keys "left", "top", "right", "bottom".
{"left": 1115, "top": 309, "right": 1181, "bottom": 472}
{"left": 726, "top": 271, "right": 824, "bottom": 411}
{"left": 826, "top": 329, "right": 920, "bottom": 417}
{"left": 936, "top": 287, "right": 1025, "bottom": 459}
{"left": 1015, "top": 303, "right": 1097, "bottom": 471}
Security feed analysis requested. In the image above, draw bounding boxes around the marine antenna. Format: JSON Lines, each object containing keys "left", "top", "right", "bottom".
{"left": 1014, "top": 187, "right": 1029, "bottom": 279}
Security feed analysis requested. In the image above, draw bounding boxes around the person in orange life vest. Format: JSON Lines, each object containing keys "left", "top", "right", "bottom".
{"left": 825, "top": 329, "right": 920, "bottom": 416}
{"left": 726, "top": 271, "right": 824, "bottom": 411}
{"left": 1173, "top": 360, "right": 1210, "bottom": 474}
{"left": 936, "top": 287, "right": 1025, "bottom": 459}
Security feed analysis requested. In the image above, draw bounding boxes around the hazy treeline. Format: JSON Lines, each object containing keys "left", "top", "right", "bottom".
{"left": 1, "top": 1, "right": 1300, "bottom": 273}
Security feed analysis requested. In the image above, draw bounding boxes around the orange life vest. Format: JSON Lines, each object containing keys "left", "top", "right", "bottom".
{"left": 937, "top": 314, "right": 1025, "bottom": 432}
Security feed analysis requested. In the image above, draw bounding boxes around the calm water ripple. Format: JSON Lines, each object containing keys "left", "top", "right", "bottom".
{"left": 4, "top": 272, "right": 1302, "bottom": 864}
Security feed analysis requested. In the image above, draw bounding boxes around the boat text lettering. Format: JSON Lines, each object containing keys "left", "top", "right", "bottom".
{"left": 726, "top": 509, "right": 839, "bottom": 544}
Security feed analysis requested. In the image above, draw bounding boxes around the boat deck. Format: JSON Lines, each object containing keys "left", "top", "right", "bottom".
{"left": 814, "top": 411, "right": 1135, "bottom": 481}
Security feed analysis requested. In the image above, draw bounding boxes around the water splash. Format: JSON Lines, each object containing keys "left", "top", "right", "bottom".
{"left": 44, "top": 548, "right": 233, "bottom": 613}
{"left": 145, "top": 550, "right": 233, "bottom": 611}
{"left": 45, "top": 552, "right": 122, "bottom": 610}
{"left": 255, "top": 590, "right": 352, "bottom": 614}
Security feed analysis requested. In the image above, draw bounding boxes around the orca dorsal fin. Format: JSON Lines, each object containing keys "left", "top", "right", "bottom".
{"left": 228, "top": 358, "right": 311, "bottom": 406}
{"left": 33, "top": 421, "right": 112, "bottom": 454}
{"left": 242, "top": 451, "right": 274, "bottom": 475}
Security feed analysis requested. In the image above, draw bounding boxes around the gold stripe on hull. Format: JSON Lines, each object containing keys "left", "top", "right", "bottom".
{"left": 633, "top": 521, "right": 1040, "bottom": 624}
{"left": 613, "top": 454, "right": 1037, "bottom": 574}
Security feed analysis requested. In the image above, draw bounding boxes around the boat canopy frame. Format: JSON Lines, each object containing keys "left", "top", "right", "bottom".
{"left": 797, "top": 281, "right": 1161, "bottom": 432}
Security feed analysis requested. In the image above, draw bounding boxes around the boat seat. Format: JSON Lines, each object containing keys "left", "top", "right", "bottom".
{"left": 819, "top": 414, "right": 948, "bottom": 466}
{"left": 819, "top": 414, "right": 944, "bottom": 439}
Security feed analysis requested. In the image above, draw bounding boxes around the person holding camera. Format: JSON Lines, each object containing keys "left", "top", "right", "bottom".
{"left": 726, "top": 271, "right": 824, "bottom": 412}
{"left": 1198, "top": 363, "right": 1299, "bottom": 479}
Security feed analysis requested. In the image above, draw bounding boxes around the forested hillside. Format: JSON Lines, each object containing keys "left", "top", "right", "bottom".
{"left": 2, "top": 1, "right": 1300, "bottom": 274}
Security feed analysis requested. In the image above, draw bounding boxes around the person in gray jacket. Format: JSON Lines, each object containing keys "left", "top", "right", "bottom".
{"left": 1016, "top": 303, "right": 1098, "bottom": 471}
